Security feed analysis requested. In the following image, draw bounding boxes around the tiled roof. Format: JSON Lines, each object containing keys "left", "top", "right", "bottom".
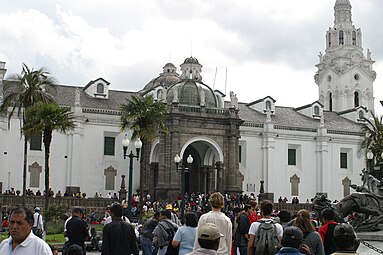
{"left": 236, "top": 102, "right": 364, "bottom": 133}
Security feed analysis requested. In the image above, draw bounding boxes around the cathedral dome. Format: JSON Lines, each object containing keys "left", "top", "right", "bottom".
{"left": 141, "top": 62, "right": 181, "bottom": 92}
{"left": 183, "top": 57, "right": 200, "bottom": 65}
{"left": 166, "top": 80, "right": 218, "bottom": 107}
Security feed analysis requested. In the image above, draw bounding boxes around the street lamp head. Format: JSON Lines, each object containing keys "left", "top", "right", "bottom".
{"left": 122, "top": 135, "right": 129, "bottom": 158}
{"left": 187, "top": 154, "right": 193, "bottom": 164}
{"left": 122, "top": 135, "right": 130, "bottom": 148}
{"left": 134, "top": 139, "right": 143, "bottom": 149}
{"left": 367, "top": 151, "right": 374, "bottom": 160}
{"left": 174, "top": 154, "right": 181, "bottom": 164}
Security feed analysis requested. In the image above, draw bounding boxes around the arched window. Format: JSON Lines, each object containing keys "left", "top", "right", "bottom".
{"left": 97, "top": 83, "right": 104, "bottom": 94}
{"left": 352, "top": 31, "right": 356, "bottom": 45}
{"left": 339, "top": 30, "right": 344, "bottom": 45}
{"left": 329, "top": 93, "right": 333, "bottom": 111}
{"left": 266, "top": 101, "right": 271, "bottom": 110}
{"left": 314, "top": 106, "right": 320, "bottom": 116}
{"left": 328, "top": 33, "right": 332, "bottom": 47}
{"left": 354, "top": 91, "right": 359, "bottom": 107}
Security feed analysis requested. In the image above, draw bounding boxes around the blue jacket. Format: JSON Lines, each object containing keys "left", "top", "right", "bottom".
{"left": 276, "top": 247, "right": 304, "bottom": 254}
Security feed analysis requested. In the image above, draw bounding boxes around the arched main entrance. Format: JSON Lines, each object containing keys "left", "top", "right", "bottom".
{"left": 178, "top": 137, "right": 224, "bottom": 194}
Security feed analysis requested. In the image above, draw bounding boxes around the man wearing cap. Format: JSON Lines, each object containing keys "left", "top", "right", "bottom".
{"left": 186, "top": 223, "right": 222, "bottom": 255}
{"left": 276, "top": 226, "right": 311, "bottom": 255}
{"left": 32, "top": 206, "right": 44, "bottom": 238}
{"left": 194, "top": 192, "right": 232, "bottom": 255}
{"left": 166, "top": 203, "right": 180, "bottom": 226}
{"left": 332, "top": 223, "right": 359, "bottom": 254}
{"left": 0, "top": 206, "right": 53, "bottom": 255}
{"left": 65, "top": 207, "right": 89, "bottom": 255}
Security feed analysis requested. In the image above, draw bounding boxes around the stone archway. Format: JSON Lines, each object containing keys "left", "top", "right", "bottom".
{"left": 179, "top": 137, "right": 224, "bottom": 194}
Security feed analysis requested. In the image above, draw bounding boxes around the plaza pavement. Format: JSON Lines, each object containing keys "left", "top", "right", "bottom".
{"left": 87, "top": 242, "right": 383, "bottom": 255}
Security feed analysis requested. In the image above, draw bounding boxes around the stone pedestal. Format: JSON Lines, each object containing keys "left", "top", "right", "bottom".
{"left": 259, "top": 193, "right": 274, "bottom": 203}
{"left": 66, "top": 186, "right": 80, "bottom": 196}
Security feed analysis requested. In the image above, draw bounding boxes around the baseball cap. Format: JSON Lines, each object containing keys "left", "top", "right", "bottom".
{"left": 165, "top": 204, "right": 173, "bottom": 210}
{"left": 198, "top": 223, "right": 224, "bottom": 241}
{"left": 282, "top": 226, "right": 303, "bottom": 248}
{"left": 72, "top": 207, "right": 84, "bottom": 214}
{"left": 334, "top": 223, "right": 356, "bottom": 237}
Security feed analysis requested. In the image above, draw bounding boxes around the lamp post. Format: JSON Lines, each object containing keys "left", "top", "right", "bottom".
{"left": 174, "top": 154, "right": 193, "bottom": 225}
{"left": 122, "top": 135, "right": 142, "bottom": 219}
{"left": 367, "top": 151, "right": 374, "bottom": 173}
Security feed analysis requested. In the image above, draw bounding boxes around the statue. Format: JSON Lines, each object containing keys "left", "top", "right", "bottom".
{"left": 367, "top": 49, "right": 371, "bottom": 60}
{"left": 230, "top": 91, "right": 238, "bottom": 109}
{"left": 312, "top": 169, "right": 383, "bottom": 232}
{"left": 200, "top": 89, "right": 205, "bottom": 106}
{"left": 172, "top": 87, "right": 179, "bottom": 103}
{"left": 318, "top": 52, "right": 323, "bottom": 62}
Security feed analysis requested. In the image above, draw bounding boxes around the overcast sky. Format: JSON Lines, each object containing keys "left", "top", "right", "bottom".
{"left": 1, "top": 0, "right": 382, "bottom": 114}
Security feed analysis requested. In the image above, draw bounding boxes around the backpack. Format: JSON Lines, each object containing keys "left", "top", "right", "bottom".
{"left": 159, "top": 221, "right": 179, "bottom": 255}
{"left": 253, "top": 220, "right": 281, "bottom": 255}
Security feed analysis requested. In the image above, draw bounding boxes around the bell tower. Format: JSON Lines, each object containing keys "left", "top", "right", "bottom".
{"left": 315, "top": 0, "right": 376, "bottom": 112}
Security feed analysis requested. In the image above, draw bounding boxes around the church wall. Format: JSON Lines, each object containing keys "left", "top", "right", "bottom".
{"left": 240, "top": 126, "right": 365, "bottom": 203}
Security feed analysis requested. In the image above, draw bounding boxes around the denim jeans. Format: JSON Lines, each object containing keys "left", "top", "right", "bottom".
{"left": 140, "top": 236, "right": 154, "bottom": 255}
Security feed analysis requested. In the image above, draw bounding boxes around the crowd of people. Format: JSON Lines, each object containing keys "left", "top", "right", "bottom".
{"left": 0, "top": 191, "right": 362, "bottom": 255}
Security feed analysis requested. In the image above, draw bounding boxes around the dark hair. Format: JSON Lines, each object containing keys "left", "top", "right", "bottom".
{"left": 233, "top": 207, "right": 242, "bottom": 214}
{"left": 160, "top": 210, "right": 171, "bottom": 219}
{"left": 68, "top": 244, "right": 84, "bottom": 255}
{"left": 198, "top": 238, "right": 219, "bottom": 250}
{"left": 321, "top": 208, "right": 335, "bottom": 221}
{"left": 110, "top": 203, "right": 123, "bottom": 217}
{"left": 185, "top": 212, "right": 198, "bottom": 227}
{"left": 10, "top": 206, "right": 34, "bottom": 225}
{"left": 278, "top": 210, "right": 291, "bottom": 223}
{"left": 244, "top": 204, "right": 252, "bottom": 212}
{"left": 260, "top": 200, "right": 273, "bottom": 216}
{"left": 153, "top": 211, "right": 160, "bottom": 219}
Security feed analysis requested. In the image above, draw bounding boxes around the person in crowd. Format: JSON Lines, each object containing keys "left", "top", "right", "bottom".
{"left": 234, "top": 204, "right": 252, "bottom": 255}
{"left": 194, "top": 192, "right": 232, "bottom": 255}
{"left": 0, "top": 206, "right": 53, "bottom": 254}
{"left": 102, "top": 203, "right": 139, "bottom": 255}
{"left": 32, "top": 206, "right": 44, "bottom": 238}
{"left": 65, "top": 207, "right": 89, "bottom": 255}
{"left": 247, "top": 199, "right": 259, "bottom": 224}
{"left": 276, "top": 226, "right": 311, "bottom": 255}
{"left": 140, "top": 211, "right": 161, "bottom": 255}
{"left": 247, "top": 200, "right": 283, "bottom": 255}
{"left": 172, "top": 212, "right": 198, "bottom": 255}
{"left": 332, "top": 223, "right": 359, "bottom": 255}
{"left": 166, "top": 203, "right": 181, "bottom": 226}
{"left": 278, "top": 210, "right": 291, "bottom": 229}
{"left": 153, "top": 210, "right": 178, "bottom": 255}
{"left": 2, "top": 216, "right": 9, "bottom": 232}
{"left": 294, "top": 209, "right": 324, "bottom": 255}
{"left": 186, "top": 223, "right": 223, "bottom": 255}
{"left": 318, "top": 208, "right": 338, "bottom": 255}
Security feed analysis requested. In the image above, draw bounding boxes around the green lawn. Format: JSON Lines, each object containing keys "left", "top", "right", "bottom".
{"left": 45, "top": 233, "right": 66, "bottom": 244}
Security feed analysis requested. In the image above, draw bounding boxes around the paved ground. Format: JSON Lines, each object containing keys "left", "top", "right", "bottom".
{"left": 86, "top": 242, "right": 383, "bottom": 255}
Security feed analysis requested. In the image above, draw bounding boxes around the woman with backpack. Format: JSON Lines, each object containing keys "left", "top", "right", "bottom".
{"left": 293, "top": 210, "right": 325, "bottom": 255}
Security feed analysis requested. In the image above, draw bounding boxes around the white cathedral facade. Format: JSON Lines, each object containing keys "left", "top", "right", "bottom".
{"left": 0, "top": 0, "right": 373, "bottom": 202}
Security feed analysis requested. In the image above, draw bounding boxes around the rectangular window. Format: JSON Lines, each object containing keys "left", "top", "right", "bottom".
{"left": 340, "top": 152, "right": 348, "bottom": 169}
{"left": 104, "top": 137, "right": 115, "bottom": 156}
{"left": 30, "top": 133, "right": 42, "bottom": 151}
{"left": 288, "top": 149, "right": 296, "bottom": 166}
{"left": 239, "top": 145, "right": 242, "bottom": 163}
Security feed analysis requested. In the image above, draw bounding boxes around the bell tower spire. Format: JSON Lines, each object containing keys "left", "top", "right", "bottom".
{"left": 314, "top": 0, "right": 376, "bottom": 113}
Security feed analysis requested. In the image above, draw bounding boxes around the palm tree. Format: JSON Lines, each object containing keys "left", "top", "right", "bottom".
{"left": 0, "top": 63, "right": 57, "bottom": 205}
{"left": 360, "top": 113, "right": 383, "bottom": 179}
{"left": 23, "top": 101, "right": 75, "bottom": 211}
{"left": 120, "top": 95, "right": 168, "bottom": 221}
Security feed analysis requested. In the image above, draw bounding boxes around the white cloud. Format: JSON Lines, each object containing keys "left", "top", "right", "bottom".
{"left": 0, "top": 0, "right": 382, "bottom": 115}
